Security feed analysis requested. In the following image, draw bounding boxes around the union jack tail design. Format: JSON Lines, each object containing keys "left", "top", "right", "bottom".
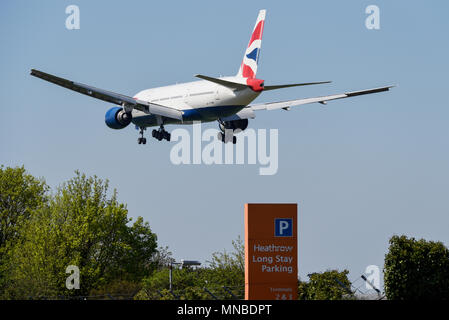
{"left": 237, "top": 9, "right": 266, "bottom": 79}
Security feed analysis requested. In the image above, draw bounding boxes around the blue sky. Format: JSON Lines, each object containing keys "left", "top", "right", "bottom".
{"left": 1, "top": 0, "right": 449, "bottom": 291}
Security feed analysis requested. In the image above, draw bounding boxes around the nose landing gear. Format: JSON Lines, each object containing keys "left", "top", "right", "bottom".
{"left": 137, "top": 127, "right": 147, "bottom": 145}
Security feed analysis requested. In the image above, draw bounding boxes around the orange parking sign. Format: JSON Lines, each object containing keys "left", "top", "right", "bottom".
{"left": 245, "top": 203, "right": 298, "bottom": 300}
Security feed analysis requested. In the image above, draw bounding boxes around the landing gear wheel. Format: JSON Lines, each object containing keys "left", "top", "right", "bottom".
{"left": 153, "top": 125, "right": 170, "bottom": 141}
{"left": 217, "top": 131, "right": 236, "bottom": 144}
{"left": 138, "top": 127, "right": 147, "bottom": 145}
{"left": 138, "top": 137, "right": 147, "bottom": 144}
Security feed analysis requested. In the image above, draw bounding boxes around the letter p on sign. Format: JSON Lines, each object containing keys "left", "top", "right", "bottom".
{"left": 275, "top": 218, "right": 292, "bottom": 237}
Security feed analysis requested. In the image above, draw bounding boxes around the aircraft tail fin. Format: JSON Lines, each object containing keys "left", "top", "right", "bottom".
{"left": 236, "top": 9, "right": 266, "bottom": 79}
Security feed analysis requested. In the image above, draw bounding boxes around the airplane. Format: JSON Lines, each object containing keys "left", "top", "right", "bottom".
{"left": 31, "top": 9, "right": 393, "bottom": 145}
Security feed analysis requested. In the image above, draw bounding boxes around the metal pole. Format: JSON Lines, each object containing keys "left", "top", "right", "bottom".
{"left": 168, "top": 260, "right": 200, "bottom": 293}
{"left": 169, "top": 262, "right": 173, "bottom": 291}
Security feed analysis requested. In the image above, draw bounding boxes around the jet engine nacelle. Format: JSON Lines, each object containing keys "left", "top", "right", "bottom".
{"left": 105, "top": 107, "right": 132, "bottom": 129}
{"left": 219, "top": 119, "right": 249, "bottom": 133}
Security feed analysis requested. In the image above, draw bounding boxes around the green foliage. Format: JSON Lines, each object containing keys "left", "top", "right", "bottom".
{"left": 136, "top": 236, "right": 245, "bottom": 300}
{"left": 384, "top": 235, "right": 449, "bottom": 300}
{"left": 137, "top": 267, "right": 242, "bottom": 300}
{"left": 206, "top": 236, "right": 245, "bottom": 289}
{"left": 0, "top": 166, "right": 48, "bottom": 251}
{"left": 298, "top": 270, "right": 354, "bottom": 300}
{"left": 297, "top": 280, "right": 309, "bottom": 300}
{"left": 3, "top": 171, "right": 158, "bottom": 299}
{"left": 89, "top": 279, "right": 142, "bottom": 299}
{"left": 150, "top": 246, "right": 175, "bottom": 270}
{"left": 0, "top": 166, "right": 48, "bottom": 291}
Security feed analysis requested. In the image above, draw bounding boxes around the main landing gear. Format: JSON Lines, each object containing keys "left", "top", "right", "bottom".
{"left": 152, "top": 125, "right": 171, "bottom": 142}
{"left": 217, "top": 131, "right": 237, "bottom": 144}
{"left": 137, "top": 127, "right": 147, "bottom": 144}
{"left": 217, "top": 120, "right": 237, "bottom": 144}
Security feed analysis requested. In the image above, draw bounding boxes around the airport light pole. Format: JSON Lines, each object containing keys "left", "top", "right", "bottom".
{"left": 169, "top": 259, "right": 201, "bottom": 291}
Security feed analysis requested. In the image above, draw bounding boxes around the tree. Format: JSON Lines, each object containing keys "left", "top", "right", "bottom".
{"left": 206, "top": 236, "right": 245, "bottom": 290}
{"left": 3, "top": 171, "right": 158, "bottom": 298}
{"left": 136, "top": 236, "right": 245, "bottom": 300}
{"left": 0, "top": 166, "right": 48, "bottom": 252}
{"left": 150, "top": 246, "right": 175, "bottom": 270}
{"left": 136, "top": 266, "right": 211, "bottom": 300}
{"left": 298, "top": 270, "right": 354, "bottom": 300}
{"left": 0, "top": 166, "right": 48, "bottom": 291}
{"left": 384, "top": 235, "right": 449, "bottom": 300}
{"left": 89, "top": 279, "right": 142, "bottom": 299}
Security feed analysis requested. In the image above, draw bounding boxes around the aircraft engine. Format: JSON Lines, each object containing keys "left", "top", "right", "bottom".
{"left": 105, "top": 107, "right": 132, "bottom": 129}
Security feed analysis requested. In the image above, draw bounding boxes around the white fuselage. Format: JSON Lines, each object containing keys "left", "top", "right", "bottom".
{"left": 131, "top": 77, "right": 260, "bottom": 127}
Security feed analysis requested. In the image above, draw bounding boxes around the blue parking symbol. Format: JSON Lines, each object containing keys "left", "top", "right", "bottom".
{"left": 275, "top": 218, "right": 293, "bottom": 237}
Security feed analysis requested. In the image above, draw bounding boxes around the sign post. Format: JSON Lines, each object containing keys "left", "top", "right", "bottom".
{"left": 245, "top": 203, "right": 298, "bottom": 300}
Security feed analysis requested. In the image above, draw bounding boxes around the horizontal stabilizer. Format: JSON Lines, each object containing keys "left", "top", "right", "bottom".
{"left": 196, "top": 74, "right": 332, "bottom": 92}
{"left": 264, "top": 81, "right": 331, "bottom": 91}
{"left": 194, "top": 74, "right": 247, "bottom": 90}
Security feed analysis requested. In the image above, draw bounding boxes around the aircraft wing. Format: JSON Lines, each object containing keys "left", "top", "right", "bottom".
{"left": 249, "top": 86, "right": 394, "bottom": 111}
{"left": 30, "top": 69, "right": 183, "bottom": 121}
